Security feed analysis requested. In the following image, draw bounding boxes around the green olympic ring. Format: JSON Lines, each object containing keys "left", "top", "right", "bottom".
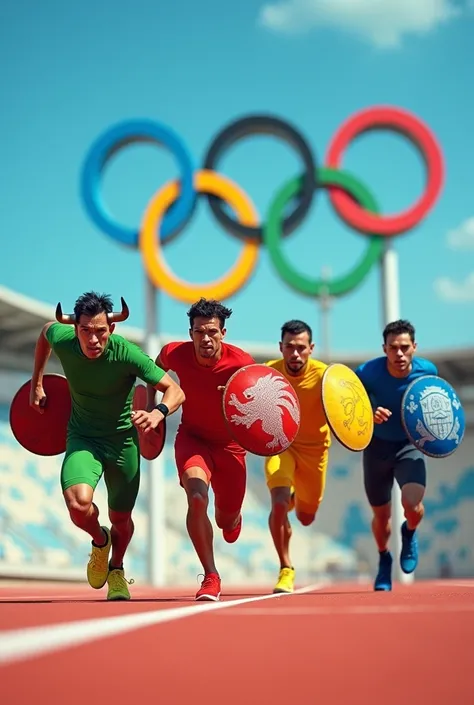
{"left": 263, "top": 167, "right": 384, "bottom": 297}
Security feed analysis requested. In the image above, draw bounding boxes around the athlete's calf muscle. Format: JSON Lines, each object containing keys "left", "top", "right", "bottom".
{"left": 401, "top": 482, "right": 425, "bottom": 530}
{"left": 108, "top": 509, "right": 134, "bottom": 567}
{"left": 371, "top": 503, "right": 392, "bottom": 552}
{"left": 181, "top": 468, "right": 217, "bottom": 576}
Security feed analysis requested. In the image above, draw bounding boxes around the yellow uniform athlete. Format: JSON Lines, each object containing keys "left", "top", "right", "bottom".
{"left": 265, "top": 319, "right": 331, "bottom": 594}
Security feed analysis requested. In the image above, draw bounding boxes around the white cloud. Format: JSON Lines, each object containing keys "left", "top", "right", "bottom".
{"left": 446, "top": 217, "right": 474, "bottom": 250}
{"left": 257, "top": 0, "right": 461, "bottom": 49}
{"left": 434, "top": 273, "right": 474, "bottom": 302}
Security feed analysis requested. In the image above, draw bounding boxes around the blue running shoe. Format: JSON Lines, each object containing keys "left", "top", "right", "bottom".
{"left": 374, "top": 550, "right": 392, "bottom": 591}
{"left": 400, "top": 521, "right": 418, "bottom": 574}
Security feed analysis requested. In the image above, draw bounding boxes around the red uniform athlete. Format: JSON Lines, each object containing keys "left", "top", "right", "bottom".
{"left": 151, "top": 298, "right": 255, "bottom": 601}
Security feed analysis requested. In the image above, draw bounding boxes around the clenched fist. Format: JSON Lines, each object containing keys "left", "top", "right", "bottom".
{"left": 374, "top": 407, "right": 392, "bottom": 424}
{"left": 30, "top": 384, "right": 47, "bottom": 414}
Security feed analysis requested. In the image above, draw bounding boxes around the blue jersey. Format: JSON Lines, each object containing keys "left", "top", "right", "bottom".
{"left": 355, "top": 356, "right": 438, "bottom": 442}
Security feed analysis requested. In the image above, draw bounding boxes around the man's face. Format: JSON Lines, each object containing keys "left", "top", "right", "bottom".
{"left": 75, "top": 312, "right": 114, "bottom": 359}
{"left": 190, "top": 316, "right": 225, "bottom": 361}
{"left": 280, "top": 330, "right": 314, "bottom": 375}
{"left": 383, "top": 332, "right": 417, "bottom": 374}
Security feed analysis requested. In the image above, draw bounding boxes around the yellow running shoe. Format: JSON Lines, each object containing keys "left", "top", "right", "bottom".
{"left": 87, "top": 526, "right": 111, "bottom": 589}
{"left": 107, "top": 568, "right": 134, "bottom": 601}
{"left": 273, "top": 567, "right": 295, "bottom": 594}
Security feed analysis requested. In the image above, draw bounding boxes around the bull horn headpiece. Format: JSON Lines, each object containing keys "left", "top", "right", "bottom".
{"left": 108, "top": 297, "right": 130, "bottom": 323}
{"left": 55, "top": 303, "right": 75, "bottom": 324}
{"left": 55, "top": 297, "right": 130, "bottom": 324}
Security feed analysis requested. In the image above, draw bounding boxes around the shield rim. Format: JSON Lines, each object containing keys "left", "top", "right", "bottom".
{"left": 221, "top": 363, "right": 300, "bottom": 457}
{"left": 401, "top": 374, "right": 465, "bottom": 458}
{"left": 321, "top": 362, "right": 374, "bottom": 452}
{"left": 133, "top": 384, "right": 167, "bottom": 460}
{"left": 9, "top": 372, "right": 71, "bottom": 456}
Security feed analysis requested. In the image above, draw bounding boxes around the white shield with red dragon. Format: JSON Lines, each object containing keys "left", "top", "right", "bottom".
{"left": 222, "top": 364, "right": 301, "bottom": 456}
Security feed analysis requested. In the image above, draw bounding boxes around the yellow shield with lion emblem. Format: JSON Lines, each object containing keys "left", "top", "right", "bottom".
{"left": 321, "top": 363, "right": 374, "bottom": 451}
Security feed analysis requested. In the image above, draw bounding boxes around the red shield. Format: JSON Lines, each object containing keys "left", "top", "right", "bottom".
{"left": 9, "top": 373, "right": 72, "bottom": 456}
{"left": 132, "top": 385, "right": 166, "bottom": 460}
{"left": 222, "top": 364, "right": 300, "bottom": 456}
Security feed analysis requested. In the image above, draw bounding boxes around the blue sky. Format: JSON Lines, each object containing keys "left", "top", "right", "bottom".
{"left": 1, "top": 0, "right": 473, "bottom": 354}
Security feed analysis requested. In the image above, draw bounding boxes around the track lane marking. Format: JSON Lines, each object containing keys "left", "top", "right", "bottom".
{"left": 214, "top": 603, "right": 474, "bottom": 616}
{"left": 0, "top": 582, "right": 325, "bottom": 666}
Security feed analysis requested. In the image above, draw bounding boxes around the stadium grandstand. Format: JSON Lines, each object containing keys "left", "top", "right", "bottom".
{"left": 1, "top": 285, "right": 473, "bottom": 586}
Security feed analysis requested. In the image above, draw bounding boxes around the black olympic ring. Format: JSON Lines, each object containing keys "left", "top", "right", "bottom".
{"left": 202, "top": 115, "right": 319, "bottom": 243}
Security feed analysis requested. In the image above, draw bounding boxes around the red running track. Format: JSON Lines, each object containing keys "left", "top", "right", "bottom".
{"left": 1, "top": 578, "right": 474, "bottom": 704}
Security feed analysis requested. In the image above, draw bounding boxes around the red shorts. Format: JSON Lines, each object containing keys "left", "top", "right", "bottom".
{"left": 174, "top": 429, "right": 247, "bottom": 514}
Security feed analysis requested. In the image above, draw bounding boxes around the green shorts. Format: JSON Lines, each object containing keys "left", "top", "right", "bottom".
{"left": 61, "top": 430, "right": 141, "bottom": 512}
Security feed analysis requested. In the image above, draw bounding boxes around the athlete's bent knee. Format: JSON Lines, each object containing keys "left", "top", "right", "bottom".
{"left": 402, "top": 499, "right": 423, "bottom": 515}
{"left": 270, "top": 487, "right": 291, "bottom": 513}
{"left": 64, "top": 486, "right": 94, "bottom": 519}
{"left": 189, "top": 492, "right": 209, "bottom": 517}
{"left": 181, "top": 471, "right": 209, "bottom": 513}
{"left": 184, "top": 478, "right": 209, "bottom": 514}
{"left": 401, "top": 483, "right": 425, "bottom": 513}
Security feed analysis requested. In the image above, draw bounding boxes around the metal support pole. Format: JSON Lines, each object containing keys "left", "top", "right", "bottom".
{"left": 319, "top": 266, "right": 332, "bottom": 361}
{"left": 144, "top": 276, "right": 166, "bottom": 587}
{"left": 380, "top": 240, "right": 413, "bottom": 584}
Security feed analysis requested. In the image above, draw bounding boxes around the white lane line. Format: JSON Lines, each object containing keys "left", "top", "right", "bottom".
{"left": 212, "top": 603, "right": 474, "bottom": 616}
{"left": 0, "top": 582, "right": 326, "bottom": 666}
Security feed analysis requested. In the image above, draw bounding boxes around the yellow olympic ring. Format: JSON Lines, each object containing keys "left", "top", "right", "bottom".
{"left": 139, "top": 170, "right": 260, "bottom": 304}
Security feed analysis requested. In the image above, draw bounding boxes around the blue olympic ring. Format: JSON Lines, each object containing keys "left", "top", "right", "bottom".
{"left": 80, "top": 119, "right": 196, "bottom": 248}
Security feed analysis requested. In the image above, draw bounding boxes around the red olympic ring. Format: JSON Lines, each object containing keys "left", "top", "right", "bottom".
{"left": 325, "top": 106, "right": 444, "bottom": 237}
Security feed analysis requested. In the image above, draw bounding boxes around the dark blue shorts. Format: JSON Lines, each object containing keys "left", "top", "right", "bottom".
{"left": 363, "top": 436, "right": 427, "bottom": 507}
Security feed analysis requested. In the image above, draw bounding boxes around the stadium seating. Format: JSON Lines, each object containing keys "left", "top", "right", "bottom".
{"left": 1, "top": 405, "right": 473, "bottom": 585}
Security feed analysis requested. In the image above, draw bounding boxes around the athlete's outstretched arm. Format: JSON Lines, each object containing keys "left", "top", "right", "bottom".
{"left": 153, "top": 371, "right": 185, "bottom": 416}
{"left": 147, "top": 352, "right": 168, "bottom": 409}
{"left": 30, "top": 322, "right": 55, "bottom": 413}
{"left": 133, "top": 372, "right": 184, "bottom": 434}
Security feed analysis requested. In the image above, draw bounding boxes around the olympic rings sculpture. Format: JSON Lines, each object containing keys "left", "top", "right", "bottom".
{"left": 81, "top": 106, "right": 444, "bottom": 303}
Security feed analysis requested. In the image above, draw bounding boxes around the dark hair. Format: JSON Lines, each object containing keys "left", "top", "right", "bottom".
{"left": 74, "top": 291, "right": 114, "bottom": 321}
{"left": 383, "top": 319, "right": 415, "bottom": 343}
{"left": 281, "top": 319, "right": 313, "bottom": 343}
{"left": 187, "top": 298, "right": 232, "bottom": 330}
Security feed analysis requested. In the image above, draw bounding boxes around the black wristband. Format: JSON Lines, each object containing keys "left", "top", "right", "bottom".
{"left": 154, "top": 402, "right": 169, "bottom": 418}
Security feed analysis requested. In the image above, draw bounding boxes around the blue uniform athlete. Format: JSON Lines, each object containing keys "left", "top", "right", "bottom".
{"left": 355, "top": 320, "right": 437, "bottom": 591}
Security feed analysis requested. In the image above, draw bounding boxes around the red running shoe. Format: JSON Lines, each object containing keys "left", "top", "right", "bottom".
{"left": 223, "top": 515, "right": 242, "bottom": 544}
{"left": 195, "top": 572, "right": 221, "bottom": 602}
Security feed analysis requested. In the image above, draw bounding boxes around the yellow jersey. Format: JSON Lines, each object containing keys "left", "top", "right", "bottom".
{"left": 266, "top": 357, "right": 331, "bottom": 449}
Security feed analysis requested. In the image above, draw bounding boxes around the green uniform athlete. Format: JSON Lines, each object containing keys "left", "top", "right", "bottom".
{"left": 30, "top": 291, "right": 185, "bottom": 600}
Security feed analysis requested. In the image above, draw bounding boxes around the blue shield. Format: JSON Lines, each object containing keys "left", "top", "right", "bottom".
{"left": 401, "top": 375, "right": 465, "bottom": 458}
